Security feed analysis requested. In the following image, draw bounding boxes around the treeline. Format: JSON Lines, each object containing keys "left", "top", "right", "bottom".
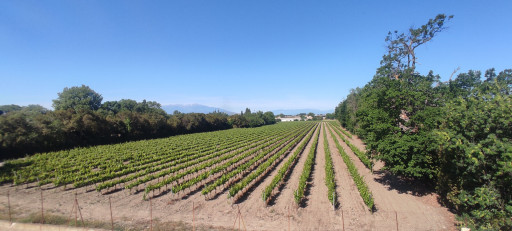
{"left": 0, "top": 85, "right": 276, "bottom": 160}
{"left": 335, "top": 14, "right": 511, "bottom": 229}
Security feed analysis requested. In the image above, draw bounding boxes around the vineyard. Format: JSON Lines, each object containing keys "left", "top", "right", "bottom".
{"left": 0, "top": 121, "right": 454, "bottom": 230}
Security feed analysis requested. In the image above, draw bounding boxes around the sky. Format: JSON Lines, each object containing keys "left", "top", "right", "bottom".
{"left": 1, "top": 1, "right": 511, "bottom": 112}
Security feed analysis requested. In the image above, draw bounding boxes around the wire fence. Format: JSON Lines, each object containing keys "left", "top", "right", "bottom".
{"left": 1, "top": 189, "right": 452, "bottom": 231}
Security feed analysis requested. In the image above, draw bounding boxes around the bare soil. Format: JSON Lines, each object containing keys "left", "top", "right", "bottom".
{"left": 0, "top": 123, "right": 455, "bottom": 230}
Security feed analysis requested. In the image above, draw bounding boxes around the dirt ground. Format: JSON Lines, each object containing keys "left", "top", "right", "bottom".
{"left": 0, "top": 123, "right": 455, "bottom": 230}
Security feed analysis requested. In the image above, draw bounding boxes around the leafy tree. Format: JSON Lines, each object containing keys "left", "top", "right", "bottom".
{"left": 383, "top": 14, "right": 453, "bottom": 79}
{"left": 52, "top": 85, "right": 103, "bottom": 111}
{"left": 325, "top": 113, "right": 335, "bottom": 120}
{"left": 0, "top": 104, "right": 22, "bottom": 115}
{"left": 333, "top": 13, "right": 511, "bottom": 229}
{"left": 435, "top": 79, "right": 512, "bottom": 229}
{"left": 262, "top": 111, "right": 276, "bottom": 124}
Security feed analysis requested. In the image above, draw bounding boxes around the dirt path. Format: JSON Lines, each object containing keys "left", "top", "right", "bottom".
{"left": 272, "top": 125, "right": 319, "bottom": 209}
{"left": 325, "top": 125, "right": 372, "bottom": 230}
{"left": 295, "top": 123, "right": 342, "bottom": 230}
{"left": 327, "top": 124, "right": 455, "bottom": 230}
{"left": 233, "top": 123, "right": 320, "bottom": 230}
{"left": 0, "top": 122, "right": 455, "bottom": 230}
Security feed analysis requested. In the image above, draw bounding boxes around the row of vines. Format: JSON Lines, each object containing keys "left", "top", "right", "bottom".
{"left": 1, "top": 121, "right": 376, "bottom": 212}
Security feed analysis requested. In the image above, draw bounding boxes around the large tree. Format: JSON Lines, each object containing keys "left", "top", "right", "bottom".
{"left": 436, "top": 75, "right": 512, "bottom": 229}
{"left": 52, "top": 85, "right": 103, "bottom": 111}
{"left": 383, "top": 14, "right": 453, "bottom": 79}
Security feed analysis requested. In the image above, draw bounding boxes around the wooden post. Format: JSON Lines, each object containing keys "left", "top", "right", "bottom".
{"left": 40, "top": 190, "right": 44, "bottom": 224}
{"left": 75, "top": 192, "right": 78, "bottom": 227}
{"left": 395, "top": 211, "right": 399, "bottom": 231}
{"left": 341, "top": 209, "right": 345, "bottom": 231}
{"left": 232, "top": 211, "right": 238, "bottom": 230}
{"left": 150, "top": 197, "right": 153, "bottom": 231}
{"left": 76, "top": 195, "right": 85, "bottom": 227}
{"left": 332, "top": 191, "right": 335, "bottom": 210}
{"left": 193, "top": 202, "right": 195, "bottom": 231}
{"left": 7, "top": 191, "right": 12, "bottom": 224}
{"left": 288, "top": 207, "right": 290, "bottom": 231}
{"left": 109, "top": 197, "right": 114, "bottom": 231}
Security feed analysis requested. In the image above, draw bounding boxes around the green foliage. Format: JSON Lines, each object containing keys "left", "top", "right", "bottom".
{"left": 262, "top": 123, "right": 317, "bottom": 203}
{"left": 52, "top": 85, "right": 103, "bottom": 111}
{"left": 328, "top": 122, "right": 373, "bottom": 170}
{"left": 228, "top": 123, "right": 314, "bottom": 199}
{"left": 0, "top": 121, "right": 313, "bottom": 201}
{"left": 229, "top": 109, "right": 276, "bottom": 128}
{"left": 0, "top": 104, "right": 23, "bottom": 114}
{"left": 382, "top": 14, "right": 453, "bottom": 75}
{"left": 294, "top": 124, "right": 320, "bottom": 204}
{"left": 1, "top": 86, "right": 277, "bottom": 159}
{"left": 435, "top": 80, "right": 512, "bottom": 230}
{"left": 334, "top": 14, "right": 512, "bottom": 229}
{"left": 328, "top": 127, "right": 374, "bottom": 211}
{"left": 323, "top": 125, "right": 337, "bottom": 208}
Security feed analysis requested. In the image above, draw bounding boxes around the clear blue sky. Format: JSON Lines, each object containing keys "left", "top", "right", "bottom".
{"left": 1, "top": 1, "right": 511, "bottom": 112}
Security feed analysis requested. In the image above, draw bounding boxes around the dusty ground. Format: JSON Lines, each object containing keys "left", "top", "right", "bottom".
{"left": 0, "top": 123, "right": 455, "bottom": 230}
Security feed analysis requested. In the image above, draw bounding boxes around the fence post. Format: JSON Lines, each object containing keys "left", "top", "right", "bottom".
{"left": 40, "top": 190, "right": 44, "bottom": 224}
{"left": 109, "top": 197, "right": 114, "bottom": 231}
{"left": 395, "top": 211, "right": 399, "bottom": 231}
{"left": 75, "top": 192, "right": 78, "bottom": 227}
{"left": 76, "top": 194, "right": 85, "bottom": 227}
{"left": 288, "top": 207, "right": 290, "bottom": 231}
{"left": 150, "top": 197, "right": 153, "bottom": 231}
{"left": 7, "top": 191, "right": 12, "bottom": 224}
{"left": 193, "top": 202, "right": 195, "bottom": 231}
{"left": 332, "top": 191, "right": 335, "bottom": 210}
{"left": 341, "top": 209, "right": 345, "bottom": 231}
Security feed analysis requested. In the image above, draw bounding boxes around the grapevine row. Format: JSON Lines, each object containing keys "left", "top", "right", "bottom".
{"left": 159, "top": 125, "right": 306, "bottom": 196}
{"left": 293, "top": 123, "right": 320, "bottom": 205}
{"left": 145, "top": 123, "right": 315, "bottom": 198}
{"left": 328, "top": 123, "right": 372, "bottom": 169}
{"left": 228, "top": 123, "right": 315, "bottom": 200}
{"left": 328, "top": 126, "right": 375, "bottom": 211}
{"left": 323, "top": 125, "right": 337, "bottom": 209}
{"left": 261, "top": 123, "right": 318, "bottom": 203}
{"left": 328, "top": 121, "right": 352, "bottom": 138}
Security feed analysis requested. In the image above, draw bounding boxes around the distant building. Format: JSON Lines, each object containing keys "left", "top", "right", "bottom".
{"left": 276, "top": 116, "right": 301, "bottom": 122}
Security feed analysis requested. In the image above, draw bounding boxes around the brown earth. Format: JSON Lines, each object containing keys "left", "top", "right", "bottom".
{"left": 0, "top": 122, "right": 455, "bottom": 230}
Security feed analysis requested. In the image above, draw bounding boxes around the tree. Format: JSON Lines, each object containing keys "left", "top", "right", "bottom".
{"left": 435, "top": 80, "right": 512, "bottom": 229}
{"left": 52, "top": 85, "right": 103, "bottom": 111}
{"left": 263, "top": 111, "right": 276, "bottom": 125}
{"left": 383, "top": 14, "right": 453, "bottom": 79}
{"left": 0, "top": 104, "right": 22, "bottom": 115}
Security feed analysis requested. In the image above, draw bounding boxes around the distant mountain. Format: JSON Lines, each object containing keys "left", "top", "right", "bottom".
{"left": 162, "top": 104, "right": 235, "bottom": 115}
{"left": 272, "top": 109, "right": 333, "bottom": 116}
